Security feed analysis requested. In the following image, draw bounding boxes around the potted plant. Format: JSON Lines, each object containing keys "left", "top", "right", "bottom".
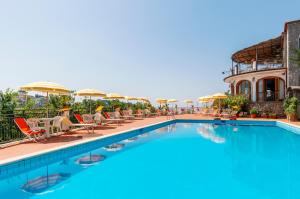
{"left": 250, "top": 108, "right": 258, "bottom": 118}
{"left": 284, "top": 97, "right": 298, "bottom": 122}
{"left": 261, "top": 112, "right": 268, "bottom": 118}
{"left": 268, "top": 113, "right": 277, "bottom": 119}
{"left": 285, "top": 105, "right": 297, "bottom": 122}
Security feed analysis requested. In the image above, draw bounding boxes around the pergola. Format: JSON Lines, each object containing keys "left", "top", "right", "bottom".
{"left": 231, "top": 36, "right": 283, "bottom": 64}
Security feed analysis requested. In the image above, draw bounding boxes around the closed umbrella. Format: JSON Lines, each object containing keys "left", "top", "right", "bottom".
{"left": 75, "top": 89, "right": 106, "bottom": 114}
{"left": 20, "top": 81, "right": 70, "bottom": 117}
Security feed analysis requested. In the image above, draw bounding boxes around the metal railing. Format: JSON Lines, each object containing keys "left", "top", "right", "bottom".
{"left": 0, "top": 109, "right": 75, "bottom": 144}
{"left": 230, "top": 63, "right": 284, "bottom": 76}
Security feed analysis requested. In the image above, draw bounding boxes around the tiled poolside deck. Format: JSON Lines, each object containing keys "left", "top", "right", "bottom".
{"left": 1, "top": 114, "right": 300, "bottom": 164}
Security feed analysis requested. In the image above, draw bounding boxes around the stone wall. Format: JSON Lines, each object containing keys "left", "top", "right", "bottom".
{"left": 249, "top": 101, "right": 284, "bottom": 116}
{"left": 286, "top": 21, "right": 300, "bottom": 119}
{"left": 287, "top": 21, "right": 300, "bottom": 87}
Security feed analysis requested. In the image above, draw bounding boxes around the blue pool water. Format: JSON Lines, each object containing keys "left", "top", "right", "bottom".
{"left": 1, "top": 121, "right": 300, "bottom": 199}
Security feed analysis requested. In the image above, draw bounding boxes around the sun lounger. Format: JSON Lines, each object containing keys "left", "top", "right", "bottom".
{"left": 65, "top": 115, "right": 95, "bottom": 133}
{"left": 103, "top": 112, "right": 125, "bottom": 125}
{"left": 121, "top": 110, "right": 135, "bottom": 120}
{"left": 133, "top": 109, "right": 144, "bottom": 118}
{"left": 14, "top": 118, "right": 46, "bottom": 142}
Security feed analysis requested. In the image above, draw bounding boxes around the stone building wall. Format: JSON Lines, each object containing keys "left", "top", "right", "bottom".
{"left": 249, "top": 102, "right": 284, "bottom": 117}
{"left": 287, "top": 21, "right": 300, "bottom": 87}
{"left": 286, "top": 21, "right": 300, "bottom": 119}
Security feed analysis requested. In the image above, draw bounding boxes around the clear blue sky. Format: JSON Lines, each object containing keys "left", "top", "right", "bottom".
{"left": 0, "top": 0, "right": 299, "bottom": 104}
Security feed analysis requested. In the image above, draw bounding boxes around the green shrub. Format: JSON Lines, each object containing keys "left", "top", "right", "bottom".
{"left": 223, "top": 95, "right": 249, "bottom": 112}
{"left": 250, "top": 107, "right": 258, "bottom": 115}
{"left": 284, "top": 97, "right": 298, "bottom": 115}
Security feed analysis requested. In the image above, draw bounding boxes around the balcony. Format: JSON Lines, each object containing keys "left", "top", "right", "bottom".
{"left": 229, "top": 63, "right": 284, "bottom": 76}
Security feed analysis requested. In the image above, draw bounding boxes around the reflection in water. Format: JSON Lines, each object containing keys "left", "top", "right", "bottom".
{"left": 103, "top": 143, "right": 125, "bottom": 152}
{"left": 223, "top": 125, "right": 300, "bottom": 199}
{"left": 197, "top": 124, "right": 226, "bottom": 144}
{"left": 138, "top": 133, "right": 149, "bottom": 138}
{"left": 22, "top": 171, "right": 71, "bottom": 194}
{"left": 124, "top": 137, "right": 138, "bottom": 143}
{"left": 183, "top": 123, "right": 192, "bottom": 128}
{"left": 155, "top": 124, "right": 177, "bottom": 134}
{"left": 76, "top": 153, "right": 106, "bottom": 166}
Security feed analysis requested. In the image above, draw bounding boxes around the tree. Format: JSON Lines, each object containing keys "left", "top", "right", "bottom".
{"left": 0, "top": 89, "right": 18, "bottom": 115}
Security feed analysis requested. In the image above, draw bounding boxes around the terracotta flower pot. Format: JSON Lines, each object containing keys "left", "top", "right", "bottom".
{"left": 250, "top": 114, "right": 257, "bottom": 118}
{"left": 287, "top": 114, "right": 296, "bottom": 122}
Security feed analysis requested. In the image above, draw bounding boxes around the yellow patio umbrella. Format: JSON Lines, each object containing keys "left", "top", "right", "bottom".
{"left": 104, "top": 93, "right": 125, "bottom": 111}
{"left": 156, "top": 98, "right": 167, "bottom": 104}
{"left": 104, "top": 93, "right": 125, "bottom": 100}
{"left": 212, "top": 92, "right": 228, "bottom": 113}
{"left": 212, "top": 93, "right": 227, "bottom": 99}
{"left": 184, "top": 99, "right": 194, "bottom": 113}
{"left": 138, "top": 97, "right": 150, "bottom": 103}
{"left": 125, "top": 96, "right": 138, "bottom": 101}
{"left": 198, "top": 96, "right": 212, "bottom": 102}
{"left": 75, "top": 89, "right": 106, "bottom": 97}
{"left": 20, "top": 81, "right": 70, "bottom": 117}
{"left": 167, "top": 99, "right": 178, "bottom": 111}
{"left": 75, "top": 89, "right": 106, "bottom": 113}
{"left": 20, "top": 81, "right": 70, "bottom": 94}
{"left": 198, "top": 96, "right": 211, "bottom": 108}
{"left": 167, "top": 99, "right": 178, "bottom": 103}
{"left": 184, "top": 99, "right": 193, "bottom": 104}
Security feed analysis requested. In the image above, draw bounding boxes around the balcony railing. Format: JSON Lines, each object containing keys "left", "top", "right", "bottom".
{"left": 230, "top": 63, "right": 284, "bottom": 76}
{"left": 0, "top": 109, "right": 81, "bottom": 145}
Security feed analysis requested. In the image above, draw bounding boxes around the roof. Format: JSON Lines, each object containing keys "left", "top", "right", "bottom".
{"left": 284, "top": 19, "right": 300, "bottom": 32}
{"left": 232, "top": 36, "right": 282, "bottom": 64}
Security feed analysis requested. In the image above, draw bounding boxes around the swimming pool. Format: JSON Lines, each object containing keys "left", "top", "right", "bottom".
{"left": 1, "top": 120, "right": 300, "bottom": 199}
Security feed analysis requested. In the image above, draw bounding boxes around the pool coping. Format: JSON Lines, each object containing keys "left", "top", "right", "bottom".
{"left": 0, "top": 119, "right": 176, "bottom": 166}
{"left": 0, "top": 118, "right": 299, "bottom": 167}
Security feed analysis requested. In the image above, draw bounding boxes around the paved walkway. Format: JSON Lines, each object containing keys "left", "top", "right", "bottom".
{"left": 0, "top": 114, "right": 299, "bottom": 164}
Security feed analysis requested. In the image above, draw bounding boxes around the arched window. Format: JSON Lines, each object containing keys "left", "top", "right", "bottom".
{"left": 236, "top": 80, "right": 251, "bottom": 99}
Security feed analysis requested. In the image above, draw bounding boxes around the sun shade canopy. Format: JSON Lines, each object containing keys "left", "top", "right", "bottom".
{"left": 167, "top": 99, "right": 178, "bottom": 103}
{"left": 156, "top": 98, "right": 168, "bottom": 104}
{"left": 20, "top": 82, "right": 70, "bottom": 95}
{"left": 198, "top": 96, "right": 213, "bottom": 102}
{"left": 104, "top": 93, "right": 125, "bottom": 99}
{"left": 212, "top": 93, "right": 227, "bottom": 99}
{"left": 232, "top": 36, "right": 282, "bottom": 64}
{"left": 184, "top": 99, "right": 193, "bottom": 104}
{"left": 125, "top": 96, "right": 138, "bottom": 100}
{"left": 75, "top": 89, "right": 106, "bottom": 97}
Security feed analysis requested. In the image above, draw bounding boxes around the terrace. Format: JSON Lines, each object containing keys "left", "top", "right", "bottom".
{"left": 224, "top": 36, "right": 287, "bottom": 103}
{"left": 1, "top": 114, "right": 300, "bottom": 165}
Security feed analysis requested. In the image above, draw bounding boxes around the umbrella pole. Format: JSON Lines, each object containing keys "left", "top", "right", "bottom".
{"left": 46, "top": 92, "right": 49, "bottom": 118}
{"left": 219, "top": 99, "right": 221, "bottom": 116}
{"left": 89, "top": 96, "right": 92, "bottom": 114}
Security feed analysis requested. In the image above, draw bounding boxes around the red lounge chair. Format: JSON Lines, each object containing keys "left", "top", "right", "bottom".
{"left": 74, "top": 114, "right": 85, "bottom": 124}
{"left": 14, "top": 118, "right": 46, "bottom": 142}
{"left": 103, "top": 112, "right": 110, "bottom": 119}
